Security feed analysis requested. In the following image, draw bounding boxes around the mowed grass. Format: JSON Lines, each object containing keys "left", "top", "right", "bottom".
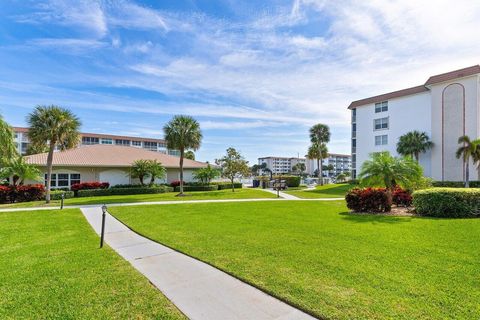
{"left": 0, "top": 209, "right": 184, "bottom": 319}
{"left": 0, "top": 188, "right": 274, "bottom": 209}
{"left": 285, "top": 183, "right": 352, "bottom": 198}
{"left": 110, "top": 201, "right": 480, "bottom": 319}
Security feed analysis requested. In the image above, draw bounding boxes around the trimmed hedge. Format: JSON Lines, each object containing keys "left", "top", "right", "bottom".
{"left": 50, "top": 190, "right": 75, "bottom": 200}
{"left": 432, "top": 181, "right": 480, "bottom": 188}
{"left": 413, "top": 188, "right": 480, "bottom": 218}
{"left": 272, "top": 175, "right": 301, "bottom": 187}
{"left": 345, "top": 187, "right": 392, "bottom": 213}
{"left": 77, "top": 186, "right": 173, "bottom": 197}
{"left": 174, "top": 185, "right": 218, "bottom": 192}
{"left": 215, "top": 182, "right": 243, "bottom": 190}
{"left": 392, "top": 187, "right": 412, "bottom": 207}
{"left": 71, "top": 182, "right": 109, "bottom": 191}
{"left": 0, "top": 184, "right": 46, "bottom": 203}
{"left": 110, "top": 183, "right": 169, "bottom": 189}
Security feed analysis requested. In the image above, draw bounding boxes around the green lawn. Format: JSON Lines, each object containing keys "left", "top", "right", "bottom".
{"left": 0, "top": 188, "right": 274, "bottom": 209}
{"left": 110, "top": 201, "right": 480, "bottom": 319}
{"left": 0, "top": 209, "right": 184, "bottom": 319}
{"left": 285, "top": 183, "right": 352, "bottom": 198}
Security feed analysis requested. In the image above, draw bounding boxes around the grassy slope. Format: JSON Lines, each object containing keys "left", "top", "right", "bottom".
{"left": 285, "top": 183, "right": 352, "bottom": 198}
{"left": 0, "top": 188, "right": 274, "bottom": 209}
{"left": 111, "top": 201, "right": 480, "bottom": 320}
{"left": 0, "top": 209, "right": 184, "bottom": 319}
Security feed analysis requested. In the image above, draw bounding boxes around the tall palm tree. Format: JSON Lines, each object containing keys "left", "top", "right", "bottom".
{"left": 359, "top": 152, "right": 423, "bottom": 192}
{"left": 309, "top": 124, "right": 330, "bottom": 185}
{"left": 396, "top": 131, "right": 433, "bottom": 162}
{"left": 455, "top": 135, "right": 480, "bottom": 188}
{"left": 307, "top": 142, "right": 328, "bottom": 183}
{"left": 0, "top": 156, "right": 41, "bottom": 186}
{"left": 0, "top": 114, "right": 17, "bottom": 165}
{"left": 27, "top": 106, "right": 81, "bottom": 203}
{"left": 185, "top": 150, "right": 195, "bottom": 160}
{"left": 163, "top": 115, "right": 202, "bottom": 195}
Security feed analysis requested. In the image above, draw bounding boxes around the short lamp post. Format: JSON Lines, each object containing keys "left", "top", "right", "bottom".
{"left": 60, "top": 192, "right": 65, "bottom": 210}
{"left": 100, "top": 204, "right": 107, "bottom": 248}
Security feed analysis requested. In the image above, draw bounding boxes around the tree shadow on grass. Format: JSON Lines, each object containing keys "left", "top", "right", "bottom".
{"left": 339, "top": 212, "right": 412, "bottom": 224}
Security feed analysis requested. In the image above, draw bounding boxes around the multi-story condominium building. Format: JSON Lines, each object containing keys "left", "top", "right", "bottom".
{"left": 349, "top": 65, "right": 480, "bottom": 181}
{"left": 306, "top": 153, "right": 352, "bottom": 178}
{"left": 258, "top": 156, "right": 306, "bottom": 175}
{"left": 12, "top": 127, "right": 180, "bottom": 157}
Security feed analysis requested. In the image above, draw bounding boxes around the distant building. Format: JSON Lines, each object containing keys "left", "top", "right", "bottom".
{"left": 257, "top": 156, "right": 306, "bottom": 175}
{"left": 349, "top": 65, "right": 480, "bottom": 181}
{"left": 306, "top": 153, "right": 352, "bottom": 178}
{"left": 12, "top": 127, "right": 180, "bottom": 156}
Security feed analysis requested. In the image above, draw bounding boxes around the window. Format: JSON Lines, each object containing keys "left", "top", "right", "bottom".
{"left": 21, "top": 142, "right": 29, "bottom": 154}
{"left": 45, "top": 173, "right": 81, "bottom": 188}
{"left": 132, "top": 140, "right": 142, "bottom": 147}
{"left": 375, "top": 101, "right": 388, "bottom": 113}
{"left": 82, "top": 136, "right": 99, "bottom": 145}
{"left": 143, "top": 141, "right": 157, "bottom": 150}
{"left": 374, "top": 117, "right": 389, "bottom": 130}
{"left": 375, "top": 135, "right": 388, "bottom": 146}
{"left": 101, "top": 138, "right": 113, "bottom": 144}
{"left": 115, "top": 139, "right": 130, "bottom": 146}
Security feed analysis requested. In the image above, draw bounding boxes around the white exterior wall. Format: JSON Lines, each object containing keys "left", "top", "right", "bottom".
{"left": 306, "top": 154, "right": 351, "bottom": 177}
{"left": 354, "top": 91, "right": 432, "bottom": 177}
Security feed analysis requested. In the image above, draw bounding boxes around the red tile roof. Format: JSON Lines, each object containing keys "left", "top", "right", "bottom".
{"left": 424, "top": 65, "right": 480, "bottom": 86}
{"left": 25, "top": 144, "right": 208, "bottom": 169}
{"left": 348, "top": 85, "right": 428, "bottom": 109}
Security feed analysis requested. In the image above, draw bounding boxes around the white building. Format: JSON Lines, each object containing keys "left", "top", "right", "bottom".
{"left": 257, "top": 156, "right": 306, "bottom": 175}
{"left": 306, "top": 153, "right": 352, "bottom": 178}
{"left": 349, "top": 65, "right": 480, "bottom": 181}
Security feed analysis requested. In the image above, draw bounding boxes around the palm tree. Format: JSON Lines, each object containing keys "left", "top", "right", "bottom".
{"left": 185, "top": 150, "right": 195, "bottom": 160}
{"left": 27, "top": 106, "right": 81, "bottom": 203}
{"left": 396, "top": 131, "right": 433, "bottom": 162}
{"left": 309, "top": 124, "right": 330, "bottom": 185}
{"left": 163, "top": 115, "right": 202, "bottom": 195}
{"left": 307, "top": 142, "right": 328, "bottom": 184}
{"left": 359, "top": 152, "right": 423, "bottom": 192}
{"left": 0, "top": 156, "right": 41, "bottom": 186}
{"left": 455, "top": 135, "right": 480, "bottom": 188}
{"left": 148, "top": 160, "right": 166, "bottom": 185}
{"left": 0, "top": 114, "right": 17, "bottom": 165}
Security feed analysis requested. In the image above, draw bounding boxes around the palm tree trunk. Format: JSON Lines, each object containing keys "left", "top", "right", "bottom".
{"left": 319, "top": 156, "right": 324, "bottom": 186}
{"left": 45, "top": 142, "right": 55, "bottom": 203}
{"left": 414, "top": 152, "right": 419, "bottom": 162}
{"left": 465, "top": 158, "right": 470, "bottom": 188}
{"left": 179, "top": 148, "right": 184, "bottom": 195}
{"left": 231, "top": 176, "right": 235, "bottom": 192}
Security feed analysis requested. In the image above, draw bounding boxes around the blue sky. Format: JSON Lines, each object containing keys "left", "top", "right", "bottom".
{"left": 1, "top": 0, "right": 479, "bottom": 163}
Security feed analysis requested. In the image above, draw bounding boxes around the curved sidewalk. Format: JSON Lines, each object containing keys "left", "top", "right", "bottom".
{"left": 81, "top": 207, "right": 316, "bottom": 320}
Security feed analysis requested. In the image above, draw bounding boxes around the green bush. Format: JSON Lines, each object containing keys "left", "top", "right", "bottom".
{"left": 413, "top": 188, "right": 480, "bottom": 218}
{"left": 50, "top": 190, "right": 74, "bottom": 200}
{"left": 432, "top": 181, "right": 480, "bottom": 188}
{"left": 77, "top": 186, "right": 173, "bottom": 197}
{"left": 215, "top": 182, "right": 243, "bottom": 190}
{"left": 174, "top": 185, "right": 219, "bottom": 192}
{"left": 272, "top": 175, "right": 301, "bottom": 187}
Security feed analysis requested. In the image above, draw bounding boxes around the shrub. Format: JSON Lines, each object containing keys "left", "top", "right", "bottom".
{"left": 71, "top": 182, "right": 109, "bottom": 191}
{"left": 272, "top": 175, "right": 301, "bottom": 187}
{"left": 392, "top": 187, "right": 413, "bottom": 207}
{"left": 345, "top": 187, "right": 392, "bottom": 213}
{"left": 174, "top": 185, "right": 219, "bottom": 192}
{"left": 413, "top": 188, "right": 480, "bottom": 218}
{"left": 77, "top": 186, "right": 173, "bottom": 197}
{"left": 432, "top": 181, "right": 480, "bottom": 188}
{"left": 170, "top": 180, "right": 183, "bottom": 188}
{"left": 50, "top": 190, "right": 75, "bottom": 200}
{"left": 15, "top": 184, "right": 46, "bottom": 202}
{"left": 0, "top": 185, "right": 10, "bottom": 203}
{"left": 214, "top": 182, "right": 243, "bottom": 190}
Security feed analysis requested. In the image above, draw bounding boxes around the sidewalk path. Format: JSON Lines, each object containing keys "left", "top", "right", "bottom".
{"left": 259, "top": 188, "right": 303, "bottom": 200}
{"left": 81, "top": 207, "right": 315, "bottom": 320}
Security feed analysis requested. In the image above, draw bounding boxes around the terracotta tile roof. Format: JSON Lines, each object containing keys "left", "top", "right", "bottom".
{"left": 12, "top": 127, "right": 29, "bottom": 133}
{"left": 25, "top": 144, "right": 208, "bottom": 169}
{"left": 348, "top": 85, "right": 428, "bottom": 109}
{"left": 424, "top": 65, "right": 480, "bottom": 86}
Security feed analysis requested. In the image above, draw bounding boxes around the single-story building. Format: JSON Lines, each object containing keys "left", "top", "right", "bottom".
{"left": 25, "top": 144, "right": 209, "bottom": 188}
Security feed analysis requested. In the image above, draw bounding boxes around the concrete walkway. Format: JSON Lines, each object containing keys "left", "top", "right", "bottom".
{"left": 260, "top": 188, "right": 302, "bottom": 200}
{"left": 81, "top": 207, "right": 315, "bottom": 320}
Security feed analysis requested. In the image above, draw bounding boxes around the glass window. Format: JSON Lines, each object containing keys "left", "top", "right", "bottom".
{"left": 143, "top": 141, "right": 157, "bottom": 150}
{"left": 132, "top": 140, "right": 142, "bottom": 147}
{"left": 115, "top": 139, "right": 130, "bottom": 146}
{"left": 375, "top": 101, "right": 388, "bottom": 113}
{"left": 70, "top": 173, "right": 81, "bottom": 185}
{"left": 82, "top": 136, "right": 99, "bottom": 145}
{"left": 101, "top": 138, "right": 113, "bottom": 144}
{"left": 374, "top": 117, "right": 389, "bottom": 130}
{"left": 375, "top": 135, "right": 388, "bottom": 146}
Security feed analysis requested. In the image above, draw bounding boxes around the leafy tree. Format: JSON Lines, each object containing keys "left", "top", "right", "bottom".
{"left": 0, "top": 156, "right": 41, "bottom": 186}
{"left": 185, "top": 150, "right": 195, "bottom": 160}
{"left": 308, "top": 142, "right": 327, "bottom": 182}
{"left": 163, "top": 115, "right": 202, "bottom": 195}
{"left": 396, "top": 131, "right": 433, "bottom": 162}
{"left": 147, "top": 160, "right": 166, "bottom": 185}
{"left": 27, "top": 106, "right": 81, "bottom": 203}
{"left": 336, "top": 172, "right": 347, "bottom": 182}
{"left": 309, "top": 123, "right": 330, "bottom": 185}
{"left": 359, "top": 152, "right": 423, "bottom": 192}
{"left": 0, "top": 114, "right": 17, "bottom": 165}
{"left": 193, "top": 164, "right": 220, "bottom": 185}
{"left": 455, "top": 135, "right": 480, "bottom": 188}
{"left": 292, "top": 163, "right": 306, "bottom": 175}
{"left": 216, "top": 147, "right": 250, "bottom": 192}
{"left": 25, "top": 143, "right": 49, "bottom": 156}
